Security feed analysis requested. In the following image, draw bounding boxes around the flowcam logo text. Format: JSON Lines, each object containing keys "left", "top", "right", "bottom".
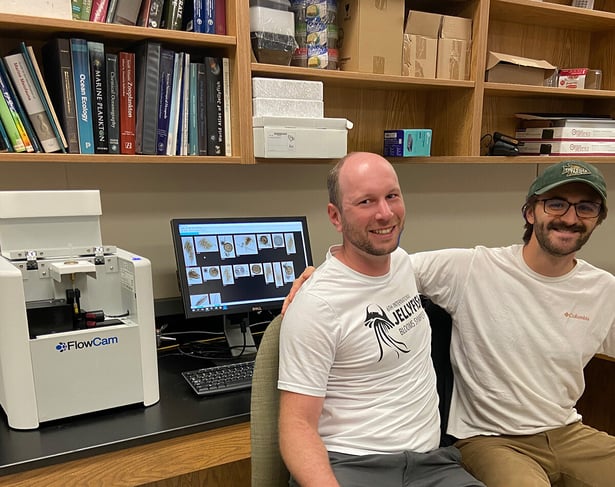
{"left": 56, "top": 336, "right": 119, "bottom": 352}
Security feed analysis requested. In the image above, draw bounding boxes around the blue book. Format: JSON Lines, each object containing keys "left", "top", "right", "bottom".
{"left": 203, "top": 0, "right": 215, "bottom": 34}
{"left": 0, "top": 119, "right": 15, "bottom": 152}
{"left": 87, "top": 41, "right": 108, "bottom": 154}
{"left": 70, "top": 38, "right": 95, "bottom": 154}
{"left": 156, "top": 48, "right": 175, "bottom": 155}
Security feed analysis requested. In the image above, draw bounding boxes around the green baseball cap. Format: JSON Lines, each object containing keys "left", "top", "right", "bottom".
{"left": 527, "top": 160, "right": 607, "bottom": 204}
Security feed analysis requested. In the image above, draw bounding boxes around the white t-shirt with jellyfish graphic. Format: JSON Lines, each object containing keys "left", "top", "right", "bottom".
{"left": 279, "top": 246, "right": 440, "bottom": 456}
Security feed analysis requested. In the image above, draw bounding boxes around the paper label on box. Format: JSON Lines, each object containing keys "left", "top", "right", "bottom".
{"left": 267, "top": 130, "right": 296, "bottom": 153}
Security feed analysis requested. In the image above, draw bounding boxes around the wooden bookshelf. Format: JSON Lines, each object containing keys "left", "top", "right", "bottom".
{"left": 3, "top": 0, "right": 615, "bottom": 164}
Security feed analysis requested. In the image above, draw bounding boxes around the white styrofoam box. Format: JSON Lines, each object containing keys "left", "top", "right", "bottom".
{"left": 252, "top": 77, "right": 324, "bottom": 101}
{"left": 253, "top": 98, "right": 324, "bottom": 118}
{"left": 253, "top": 116, "right": 352, "bottom": 158}
{"left": 250, "top": 6, "right": 295, "bottom": 35}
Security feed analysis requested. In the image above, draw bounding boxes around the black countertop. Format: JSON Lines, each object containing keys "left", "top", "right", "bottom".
{"left": 0, "top": 351, "right": 252, "bottom": 476}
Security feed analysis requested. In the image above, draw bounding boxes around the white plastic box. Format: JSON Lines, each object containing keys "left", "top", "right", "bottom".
{"left": 253, "top": 116, "right": 351, "bottom": 158}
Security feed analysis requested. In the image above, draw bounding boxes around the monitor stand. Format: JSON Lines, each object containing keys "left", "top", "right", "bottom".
{"left": 223, "top": 315, "right": 257, "bottom": 357}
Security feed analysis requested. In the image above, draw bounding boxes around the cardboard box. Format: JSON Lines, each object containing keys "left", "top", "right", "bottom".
{"left": 253, "top": 116, "right": 351, "bottom": 158}
{"left": 403, "top": 34, "right": 437, "bottom": 78}
{"left": 383, "top": 129, "right": 432, "bottom": 157}
{"left": 437, "top": 38, "right": 470, "bottom": 80}
{"left": 338, "top": 0, "right": 405, "bottom": 75}
{"left": 440, "top": 14, "right": 472, "bottom": 40}
{"left": 402, "top": 11, "right": 440, "bottom": 78}
{"left": 486, "top": 51, "right": 557, "bottom": 86}
{"left": 405, "top": 10, "right": 441, "bottom": 37}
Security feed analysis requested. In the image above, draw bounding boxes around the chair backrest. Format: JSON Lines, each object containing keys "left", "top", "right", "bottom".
{"left": 250, "top": 314, "right": 289, "bottom": 487}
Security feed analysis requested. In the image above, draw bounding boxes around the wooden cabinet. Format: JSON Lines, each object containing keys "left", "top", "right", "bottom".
{"left": 3, "top": 0, "right": 615, "bottom": 165}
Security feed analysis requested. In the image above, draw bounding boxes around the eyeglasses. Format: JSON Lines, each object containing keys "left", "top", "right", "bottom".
{"left": 538, "top": 198, "right": 602, "bottom": 219}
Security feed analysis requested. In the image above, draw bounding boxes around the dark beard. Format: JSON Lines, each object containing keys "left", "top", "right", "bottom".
{"left": 535, "top": 221, "right": 591, "bottom": 257}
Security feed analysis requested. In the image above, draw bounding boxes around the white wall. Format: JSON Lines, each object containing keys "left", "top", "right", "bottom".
{"left": 2, "top": 162, "right": 614, "bottom": 299}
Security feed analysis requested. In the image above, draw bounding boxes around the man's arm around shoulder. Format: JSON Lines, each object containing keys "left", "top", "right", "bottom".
{"left": 279, "top": 390, "right": 340, "bottom": 487}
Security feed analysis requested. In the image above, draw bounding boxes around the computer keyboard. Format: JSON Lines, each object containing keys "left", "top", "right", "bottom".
{"left": 181, "top": 360, "right": 255, "bottom": 397}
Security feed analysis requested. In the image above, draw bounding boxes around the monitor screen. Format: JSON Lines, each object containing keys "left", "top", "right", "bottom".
{"left": 170, "top": 216, "right": 313, "bottom": 321}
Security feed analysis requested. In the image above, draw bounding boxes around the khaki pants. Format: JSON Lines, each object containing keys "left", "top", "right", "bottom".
{"left": 456, "top": 422, "right": 615, "bottom": 487}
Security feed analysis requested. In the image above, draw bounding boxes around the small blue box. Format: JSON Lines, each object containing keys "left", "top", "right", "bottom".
{"left": 383, "top": 129, "right": 432, "bottom": 157}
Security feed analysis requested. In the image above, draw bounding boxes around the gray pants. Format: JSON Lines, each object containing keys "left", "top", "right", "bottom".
{"left": 289, "top": 445, "right": 484, "bottom": 487}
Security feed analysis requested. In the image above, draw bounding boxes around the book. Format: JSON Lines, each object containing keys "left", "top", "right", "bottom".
{"left": 203, "top": 0, "right": 215, "bottom": 34}
{"left": 72, "top": 0, "right": 83, "bottom": 19}
{"left": 184, "top": 0, "right": 204, "bottom": 33}
{"left": 222, "top": 56, "right": 231, "bottom": 156}
{"left": 106, "top": 53, "right": 120, "bottom": 154}
{"left": 22, "top": 44, "right": 68, "bottom": 152}
{"left": 0, "top": 119, "right": 12, "bottom": 152}
{"left": 195, "top": 62, "right": 207, "bottom": 156}
{"left": 162, "top": 0, "right": 185, "bottom": 30}
{"left": 156, "top": 48, "right": 175, "bottom": 155}
{"left": 205, "top": 56, "right": 224, "bottom": 156}
{"left": 166, "top": 51, "right": 184, "bottom": 155}
{"left": 3, "top": 52, "right": 63, "bottom": 153}
{"left": 136, "top": 0, "right": 152, "bottom": 26}
{"left": 188, "top": 62, "right": 199, "bottom": 155}
{"left": 70, "top": 38, "right": 95, "bottom": 154}
{"left": 139, "top": 0, "right": 164, "bottom": 28}
{"left": 119, "top": 51, "right": 136, "bottom": 154}
{"left": 215, "top": 0, "right": 226, "bottom": 35}
{"left": 80, "top": 0, "right": 93, "bottom": 20}
{"left": 106, "top": 0, "right": 118, "bottom": 21}
{"left": 0, "top": 92, "right": 26, "bottom": 152}
{"left": 0, "top": 62, "right": 35, "bottom": 152}
{"left": 42, "top": 38, "right": 80, "bottom": 154}
{"left": 89, "top": 0, "right": 110, "bottom": 21}
{"left": 134, "top": 41, "right": 161, "bottom": 155}
{"left": 112, "top": 0, "right": 142, "bottom": 25}
{"left": 177, "top": 51, "right": 190, "bottom": 155}
{"left": 87, "top": 41, "right": 109, "bottom": 153}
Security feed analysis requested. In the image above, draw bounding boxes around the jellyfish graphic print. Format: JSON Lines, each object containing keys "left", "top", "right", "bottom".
{"left": 364, "top": 304, "right": 411, "bottom": 361}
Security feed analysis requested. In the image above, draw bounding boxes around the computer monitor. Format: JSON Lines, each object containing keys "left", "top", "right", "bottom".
{"left": 170, "top": 216, "right": 313, "bottom": 356}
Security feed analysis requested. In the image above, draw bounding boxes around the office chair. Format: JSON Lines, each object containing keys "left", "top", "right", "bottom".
{"left": 250, "top": 314, "right": 289, "bottom": 487}
{"left": 250, "top": 301, "right": 455, "bottom": 486}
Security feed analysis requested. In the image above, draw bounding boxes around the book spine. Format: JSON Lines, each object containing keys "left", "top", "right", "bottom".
{"left": 0, "top": 63, "right": 35, "bottom": 152}
{"left": 80, "top": 0, "right": 93, "bottom": 20}
{"left": 89, "top": 0, "right": 110, "bottom": 21}
{"left": 162, "top": 0, "right": 185, "bottom": 30}
{"left": 0, "top": 94, "right": 26, "bottom": 152}
{"left": 166, "top": 52, "right": 184, "bottom": 155}
{"left": 23, "top": 44, "right": 68, "bottom": 152}
{"left": 222, "top": 56, "right": 231, "bottom": 156}
{"left": 196, "top": 62, "right": 207, "bottom": 156}
{"left": 4, "top": 52, "right": 62, "bottom": 153}
{"left": 112, "top": 0, "right": 142, "bottom": 25}
{"left": 215, "top": 0, "right": 226, "bottom": 35}
{"left": 188, "top": 62, "right": 198, "bottom": 155}
{"left": 72, "top": 0, "right": 83, "bottom": 19}
{"left": 147, "top": 0, "right": 164, "bottom": 27}
{"left": 186, "top": 0, "right": 204, "bottom": 33}
{"left": 178, "top": 52, "right": 190, "bottom": 156}
{"left": 119, "top": 51, "right": 136, "bottom": 154}
{"left": 106, "top": 53, "right": 120, "bottom": 154}
{"left": 70, "top": 38, "right": 95, "bottom": 154}
{"left": 0, "top": 119, "right": 13, "bottom": 152}
{"left": 136, "top": 0, "right": 152, "bottom": 26}
{"left": 156, "top": 48, "right": 175, "bottom": 155}
{"left": 205, "top": 56, "right": 223, "bottom": 156}
{"left": 203, "top": 0, "right": 215, "bottom": 34}
{"left": 106, "top": 0, "right": 118, "bottom": 22}
{"left": 42, "top": 38, "right": 80, "bottom": 154}
{"left": 87, "top": 41, "right": 108, "bottom": 154}
{"left": 134, "top": 41, "right": 161, "bottom": 155}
